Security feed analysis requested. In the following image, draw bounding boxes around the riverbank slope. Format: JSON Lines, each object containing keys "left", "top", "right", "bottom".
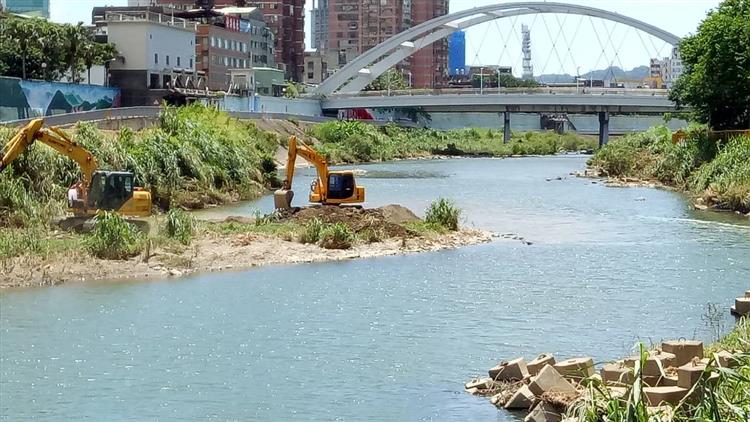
{"left": 588, "top": 125, "right": 750, "bottom": 216}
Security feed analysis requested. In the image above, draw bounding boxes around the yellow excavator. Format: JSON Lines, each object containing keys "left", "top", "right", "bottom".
{"left": 1, "top": 119, "right": 152, "bottom": 225}
{"left": 274, "top": 136, "right": 365, "bottom": 209}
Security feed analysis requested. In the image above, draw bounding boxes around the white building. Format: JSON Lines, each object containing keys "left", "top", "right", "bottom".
{"left": 103, "top": 11, "right": 197, "bottom": 105}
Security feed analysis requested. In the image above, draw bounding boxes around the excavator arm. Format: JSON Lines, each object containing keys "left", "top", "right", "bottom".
{"left": 1, "top": 119, "right": 98, "bottom": 188}
{"left": 282, "top": 136, "right": 329, "bottom": 191}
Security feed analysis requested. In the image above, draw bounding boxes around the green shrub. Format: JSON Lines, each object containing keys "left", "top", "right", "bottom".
{"left": 163, "top": 208, "right": 194, "bottom": 245}
{"left": 85, "top": 212, "right": 145, "bottom": 260}
{"left": 319, "top": 222, "right": 355, "bottom": 250}
{"left": 298, "top": 218, "right": 325, "bottom": 244}
{"left": 425, "top": 198, "right": 461, "bottom": 231}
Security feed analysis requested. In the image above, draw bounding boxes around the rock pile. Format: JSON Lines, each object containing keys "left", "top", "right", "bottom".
{"left": 465, "top": 341, "right": 743, "bottom": 421}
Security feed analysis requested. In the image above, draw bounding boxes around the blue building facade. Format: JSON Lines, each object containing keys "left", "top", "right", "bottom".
{"left": 448, "top": 31, "right": 466, "bottom": 76}
{"left": 4, "top": 0, "right": 49, "bottom": 18}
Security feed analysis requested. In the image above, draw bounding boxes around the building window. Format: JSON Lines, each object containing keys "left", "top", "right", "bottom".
{"left": 177, "top": 57, "right": 181, "bottom": 67}
{"left": 308, "top": 72, "right": 314, "bottom": 79}
{"left": 190, "top": 58, "right": 193, "bottom": 69}
{"left": 154, "top": 53, "right": 158, "bottom": 64}
{"left": 166, "top": 55, "right": 170, "bottom": 66}
{"left": 211, "top": 37, "right": 215, "bottom": 47}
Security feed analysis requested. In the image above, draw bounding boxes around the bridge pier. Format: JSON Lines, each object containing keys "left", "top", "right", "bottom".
{"left": 598, "top": 111, "right": 610, "bottom": 147}
{"left": 503, "top": 112, "right": 511, "bottom": 144}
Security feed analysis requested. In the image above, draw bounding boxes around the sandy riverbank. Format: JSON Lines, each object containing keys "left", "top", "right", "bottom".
{"left": 0, "top": 228, "right": 492, "bottom": 289}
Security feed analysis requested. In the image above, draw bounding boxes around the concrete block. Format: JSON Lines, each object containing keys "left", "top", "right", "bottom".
{"left": 528, "top": 354, "right": 556, "bottom": 376}
{"left": 745, "top": 290, "right": 750, "bottom": 299}
{"left": 658, "top": 375, "right": 679, "bottom": 387}
{"left": 489, "top": 357, "right": 529, "bottom": 381}
{"left": 554, "top": 357, "right": 595, "bottom": 380}
{"left": 662, "top": 340, "right": 704, "bottom": 367}
{"left": 601, "top": 362, "right": 633, "bottom": 385}
{"left": 529, "top": 365, "right": 577, "bottom": 396}
{"left": 735, "top": 298, "right": 750, "bottom": 315}
{"left": 677, "top": 362, "right": 706, "bottom": 389}
{"left": 465, "top": 378, "right": 491, "bottom": 391}
{"left": 625, "top": 351, "right": 675, "bottom": 377}
{"left": 643, "top": 386, "right": 689, "bottom": 406}
{"left": 466, "top": 387, "right": 480, "bottom": 395}
{"left": 714, "top": 350, "right": 738, "bottom": 368}
{"left": 525, "top": 402, "right": 562, "bottom": 422}
{"left": 505, "top": 385, "right": 535, "bottom": 410}
{"left": 607, "top": 386, "right": 628, "bottom": 398}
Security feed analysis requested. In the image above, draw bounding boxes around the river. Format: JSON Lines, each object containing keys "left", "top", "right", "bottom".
{"left": 1, "top": 156, "right": 749, "bottom": 421}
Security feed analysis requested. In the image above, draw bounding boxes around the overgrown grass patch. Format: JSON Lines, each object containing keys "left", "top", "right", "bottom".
{"left": 589, "top": 124, "right": 750, "bottom": 213}
{"left": 309, "top": 120, "right": 597, "bottom": 164}
{"left": 425, "top": 198, "right": 461, "bottom": 231}
{"left": 163, "top": 208, "right": 194, "bottom": 245}
{"left": 84, "top": 212, "right": 145, "bottom": 260}
{"left": 402, "top": 221, "right": 449, "bottom": 237}
{"left": 319, "top": 222, "right": 355, "bottom": 250}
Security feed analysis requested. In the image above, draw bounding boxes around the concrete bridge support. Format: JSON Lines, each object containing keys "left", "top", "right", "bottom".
{"left": 503, "top": 112, "right": 511, "bottom": 144}
{"left": 598, "top": 111, "right": 610, "bottom": 147}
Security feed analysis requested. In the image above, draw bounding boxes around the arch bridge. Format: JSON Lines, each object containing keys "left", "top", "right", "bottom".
{"left": 314, "top": 2, "right": 682, "bottom": 146}
{"left": 315, "top": 2, "right": 681, "bottom": 96}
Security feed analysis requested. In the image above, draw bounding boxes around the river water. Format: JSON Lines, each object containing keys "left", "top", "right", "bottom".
{"left": 2, "top": 157, "right": 749, "bottom": 421}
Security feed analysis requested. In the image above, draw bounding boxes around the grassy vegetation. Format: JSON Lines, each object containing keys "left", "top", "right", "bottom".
{"left": 319, "top": 222, "right": 355, "bottom": 250}
{"left": 589, "top": 125, "right": 750, "bottom": 213}
{"left": 0, "top": 103, "right": 281, "bottom": 231}
{"left": 425, "top": 198, "right": 461, "bottom": 231}
{"left": 84, "top": 212, "right": 145, "bottom": 260}
{"left": 163, "top": 208, "right": 194, "bottom": 246}
{"left": 309, "top": 120, "right": 597, "bottom": 164}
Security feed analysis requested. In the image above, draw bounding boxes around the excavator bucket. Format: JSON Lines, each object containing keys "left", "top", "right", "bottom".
{"left": 274, "top": 189, "right": 294, "bottom": 210}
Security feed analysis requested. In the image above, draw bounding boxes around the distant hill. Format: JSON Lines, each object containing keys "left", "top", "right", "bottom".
{"left": 537, "top": 66, "right": 650, "bottom": 84}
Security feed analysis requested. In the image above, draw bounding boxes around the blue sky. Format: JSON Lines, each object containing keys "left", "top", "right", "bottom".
{"left": 52, "top": 0, "right": 721, "bottom": 76}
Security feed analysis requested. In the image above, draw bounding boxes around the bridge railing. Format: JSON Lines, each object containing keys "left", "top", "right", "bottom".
{"left": 324, "top": 87, "right": 671, "bottom": 98}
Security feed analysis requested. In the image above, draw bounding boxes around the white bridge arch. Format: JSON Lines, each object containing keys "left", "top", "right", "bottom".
{"left": 314, "top": 2, "right": 682, "bottom": 96}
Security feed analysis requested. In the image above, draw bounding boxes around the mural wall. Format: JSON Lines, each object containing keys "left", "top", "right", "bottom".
{"left": 0, "top": 77, "right": 121, "bottom": 122}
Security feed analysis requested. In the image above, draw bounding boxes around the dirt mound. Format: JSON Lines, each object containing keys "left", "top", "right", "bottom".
{"left": 378, "top": 204, "right": 420, "bottom": 224}
{"left": 279, "top": 205, "right": 421, "bottom": 238}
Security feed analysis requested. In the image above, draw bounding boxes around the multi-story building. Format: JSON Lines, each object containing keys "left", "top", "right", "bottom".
{"left": 100, "top": 10, "right": 197, "bottom": 105}
{"left": 448, "top": 30, "right": 466, "bottom": 77}
{"left": 139, "top": 0, "right": 304, "bottom": 82}
{"left": 94, "top": 5, "right": 275, "bottom": 93}
{"left": 4, "top": 0, "right": 49, "bottom": 18}
{"left": 324, "top": 0, "right": 447, "bottom": 89}
{"left": 303, "top": 50, "right": 341, "bottom": 85}
{"left": 410, "top": 0, "right": 448, "bottom": 88}
{"left": 194, "top": 7, "right": 276, "bottom": 91}
{"left": 310, "top": 0, "right": 329, "bottom": 50}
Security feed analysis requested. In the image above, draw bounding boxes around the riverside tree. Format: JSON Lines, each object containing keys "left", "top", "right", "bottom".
{"left": 0, "top": 14, "right": 117, "bottom": 82}
{"left": 669, "top": 0, "right": 750, "bottom": 130}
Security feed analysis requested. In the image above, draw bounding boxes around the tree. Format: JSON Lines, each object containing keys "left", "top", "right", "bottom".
{"left": 669, "top": 0, "right": 750, "bottom": 130}
{"left": 82, "top": 42, "right": 117, "bottom": 84}
{"left": 365, "top": 68, "right": 408, "bottom": 92}
{"left": 1, "top": 16, "right": 37, "bottom": 80}
{"left": 0, "top": 15, "right": 116, "bottom": 82}
{"left": 471, "top": 72, "right": 540, "bottom": 88}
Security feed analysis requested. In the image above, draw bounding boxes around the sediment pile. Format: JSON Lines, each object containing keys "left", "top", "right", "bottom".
{"left": 277, "top": 204, "right": 420, "bottom": 237}
{"left": 465, "top": 340, "right": 744, "bottom": 421}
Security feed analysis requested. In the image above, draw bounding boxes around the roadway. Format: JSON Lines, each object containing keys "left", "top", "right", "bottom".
{"left": 319, "top": 88, "right": 677, "bottom": 114}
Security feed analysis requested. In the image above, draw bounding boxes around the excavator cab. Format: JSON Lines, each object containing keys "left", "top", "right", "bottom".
{"left": 326, "top": 172, "right": 357, "bottom": 200}
{"left": 75, "top": 171, "right": 151, "bottom": 217}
